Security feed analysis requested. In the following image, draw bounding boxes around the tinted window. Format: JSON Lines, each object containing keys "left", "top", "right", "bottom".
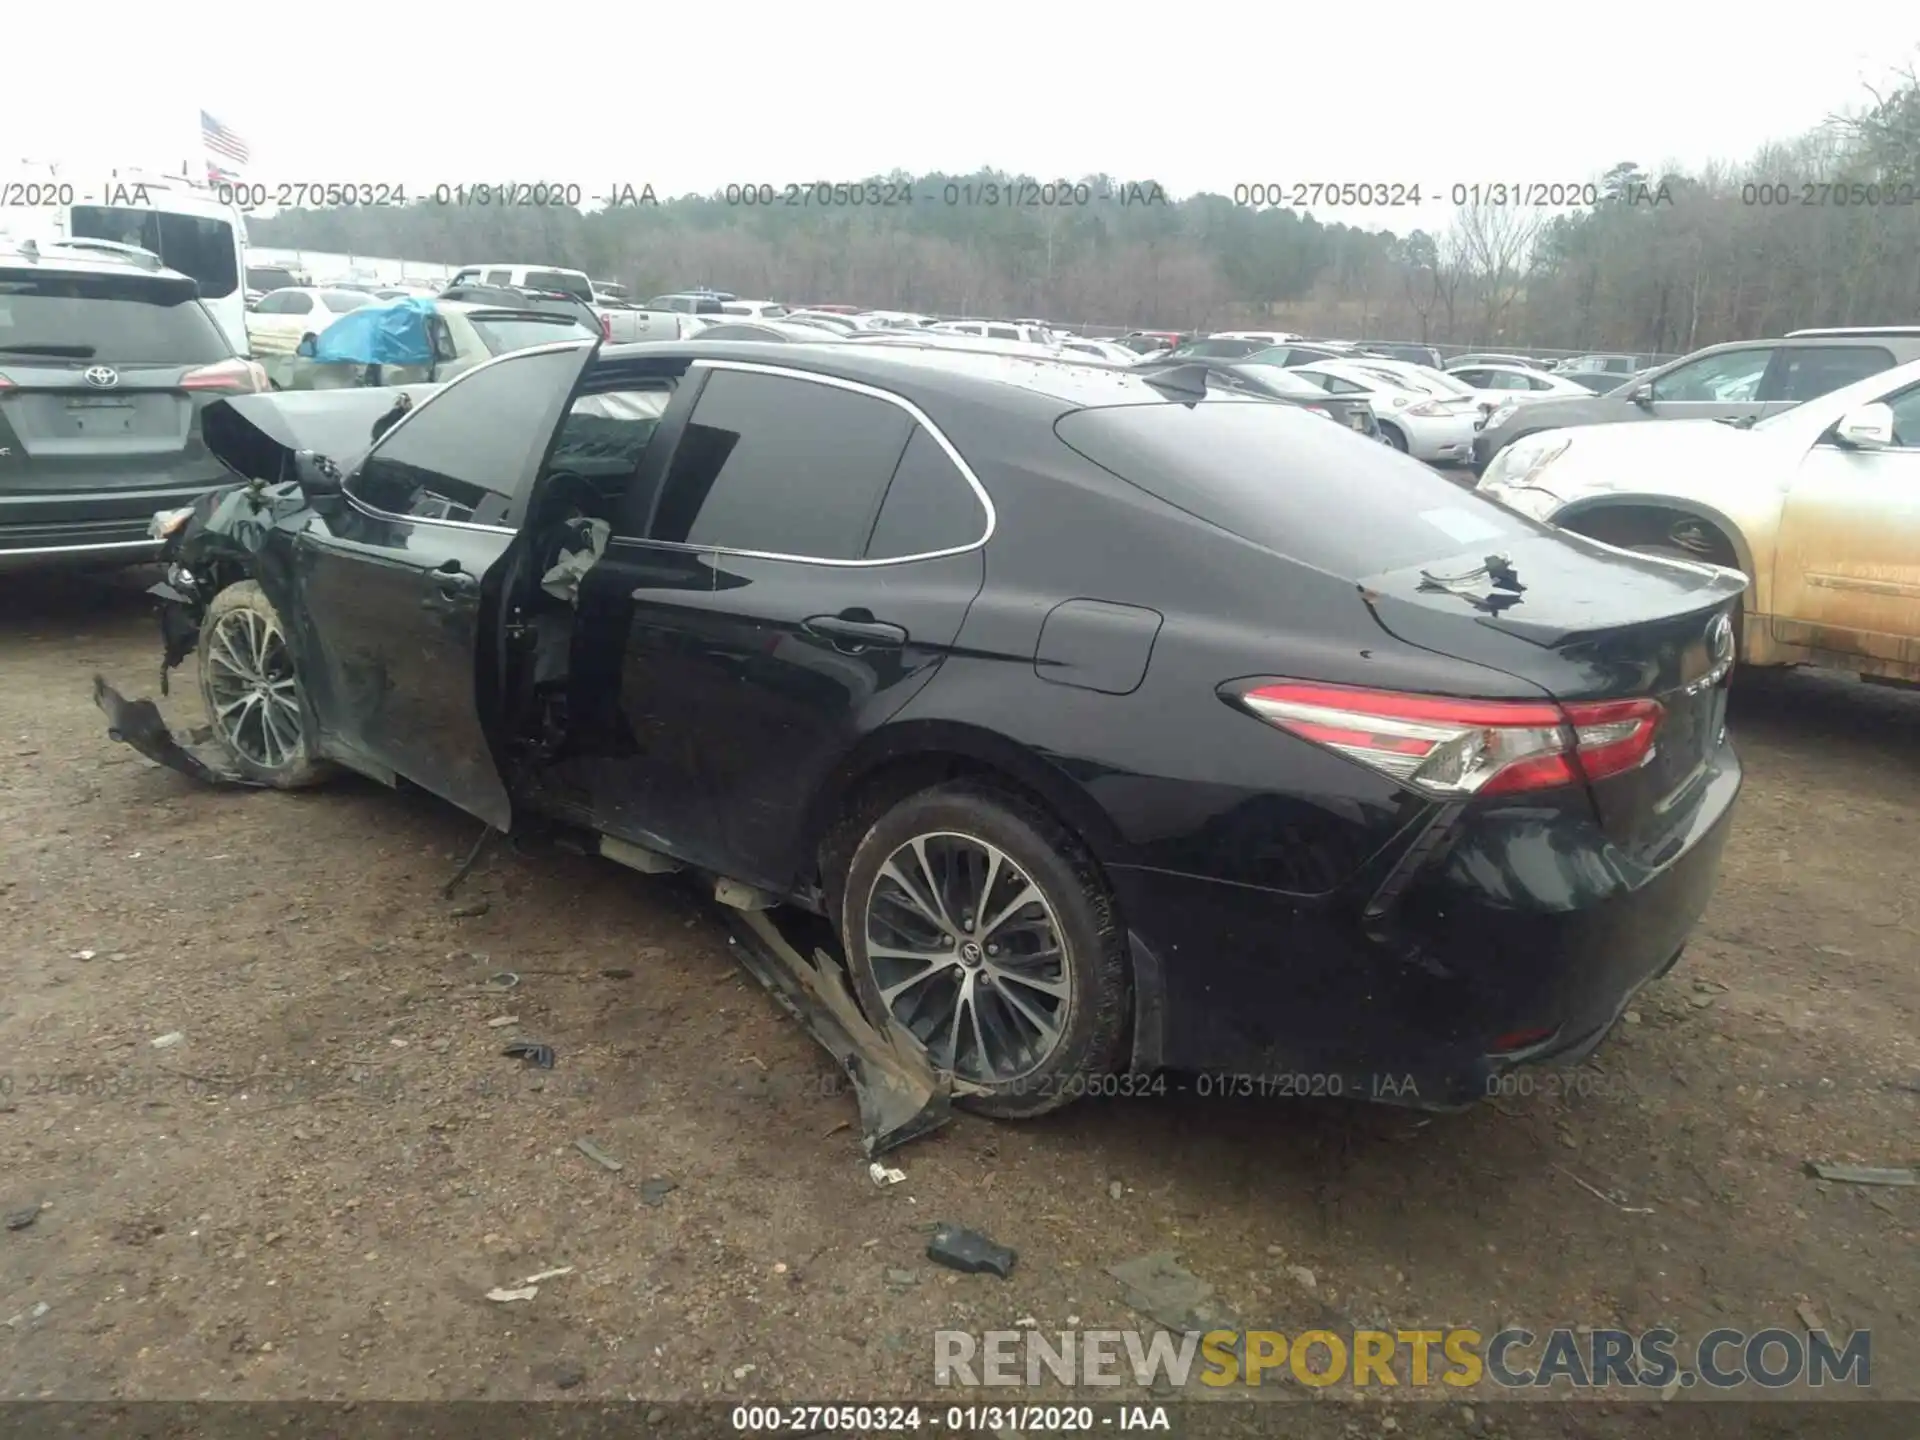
{"left": 0, "top": 276, "right": 231, "bottom": 363}
{"left": 1650, "top": 347, "right": 1773, "bottom": 403}
{"left": 68, "top": 207, "right": 239, "bottom": 299}
{"left": 864, "top": 428, "right": 985, "bottom": 559}
{"left": 987, "top": 325, "right": 1020, "bottom": 340}
{"left": 248, "top": 267, "right": 297, "bottom": 292}
{"left": 467, "top": 314, "right": 595, "bottom": 352}
{"left": 650, "top": 370, "right": 914, "bottom": 558}
{"left": 279, "top": 292, "right": 314, "bottom": 315}
{"left": 522, "top": 269, "right": 594, "bottom": 302}
{"left": 1057, "top": 401, "right": 1533, "bottom": 576}
{"left": 484, "top": 270, "right": 513, "bottom": 285}
{"left": 1770, "top": 346, "right": 1894, "bottom": 403}
{"left": 348, "top": 347, "right": 586, "bottom": 524}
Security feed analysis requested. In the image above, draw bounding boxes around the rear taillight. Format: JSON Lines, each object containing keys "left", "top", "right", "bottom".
{"left": 182, "top": 358, "right": 266, "bottom": 393}
{"left": 1227, "top": 681, "right": 1663, "bottom": 798}
{"left": 1304, "top": 405, "right": 1332, "bottom": 419}
{"left": 600, "top": 314, "right": 613, "bottom": 341}
{"left": 1405, "top": 400, "right": 1444, "bottom": 417}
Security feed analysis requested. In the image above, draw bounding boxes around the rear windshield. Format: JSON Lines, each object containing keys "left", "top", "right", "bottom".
{"left": 468, "top": 314, "right": 595, "bottom": 352}
{"left": 524, "top": 269, "right": 594, "bottom": 302}
{"left": 322, "top": 290, "right": 375, "bottom": 311}
{"left": 0, "top": 277, "right": 232, "bottom": 363}
{"left": 248, "top": 267, "right": 298, "bottom": 292}
{"left": 1055, "top": 400, "right": 1533, "bottom": 576}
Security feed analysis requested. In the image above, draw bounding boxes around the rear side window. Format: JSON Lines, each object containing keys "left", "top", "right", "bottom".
{"left": 349, "top": 347, "right": 587, "bottom": 524}
{"left": 864, "top": 428, "right": 986, "bottom": 560}
{"left": 1055, "top": 401, "right": 1532, "bottom": 576}
{"left": 548, "top": 388, "right": 674, "bottom": 479}
{"left": 322, "top": 290, "right": 374, "bottom": 311}
{"left": 1769, "top": 346, "right": 1894, "bottom": 403}
{"left": 650, "top": 369, "right": 914, "bottom": 558}
{"left": 0, "top": 275, "right": 231, "bottom": 363}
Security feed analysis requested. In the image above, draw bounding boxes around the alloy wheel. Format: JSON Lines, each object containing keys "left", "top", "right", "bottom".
{"left": 863, "top": 831, "right": 1072, "bottom": 1085}
{"left": 203, "top": 606, "right": 304, "bottom": 770}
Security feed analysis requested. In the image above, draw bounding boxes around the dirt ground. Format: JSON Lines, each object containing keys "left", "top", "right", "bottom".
{"left": 1, "top": 569, "right": 1914, "bottom": 1433}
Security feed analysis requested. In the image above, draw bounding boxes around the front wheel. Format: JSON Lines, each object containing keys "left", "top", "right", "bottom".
{"left": 840, "top": 784, "right": 1130, "bottom": 1118}
{"left": 1378, "top": 422, "right": 1409, "bottom": 452}
{"left": 197, "top": 580, "right": 335, "bottom": 789}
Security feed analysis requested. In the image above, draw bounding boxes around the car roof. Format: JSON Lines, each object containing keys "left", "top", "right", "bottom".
{"left": 0, "top": 239, "right": 192, "bottom": 283}
{"left": 1784, "top": 326, "right": 1920, "bottom": 338}
{"left": 599, "top": 337, "right": 1214, "bottom": 413}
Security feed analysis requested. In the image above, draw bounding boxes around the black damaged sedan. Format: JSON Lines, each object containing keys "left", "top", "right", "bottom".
{"left": 122, "top": 337, "right": 1745, "bottom": 1118}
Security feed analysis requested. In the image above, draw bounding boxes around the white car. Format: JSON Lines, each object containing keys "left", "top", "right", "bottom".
{"left": 1291, "top": 359, "right": 1478, "bottom": 462}
{"left": 1475, "top": 357, "right": 1920, "bottom": 681}
{"left": 1446, "top": 363, "right": 1595, "bottom": 429}
{"left": 715, "top": 299, "right": 791, "bottom": 321}
{"left": 929, "top": 320, "right": 1055, "bottom": 345}
{"left": 1057, "top": 338, "right": 1143, "bottom": 364}
{"left": 1346, "top": 358, "right": 1492, "bottom": 413}
{"left": 245, "top": 287, "right": 380, "bottom": 384}
{"left": 1212, "top": 329, "right": 1302, "bottom": 345}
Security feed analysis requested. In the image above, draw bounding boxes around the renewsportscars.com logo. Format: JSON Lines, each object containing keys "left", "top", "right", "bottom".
{"left": 934, "top": 1326, "right": 1872, "bottom": 1391}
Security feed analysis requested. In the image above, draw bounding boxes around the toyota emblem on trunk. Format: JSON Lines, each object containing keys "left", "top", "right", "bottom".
{"left": 83, "top": 366, "right": 119, "bottom": 388}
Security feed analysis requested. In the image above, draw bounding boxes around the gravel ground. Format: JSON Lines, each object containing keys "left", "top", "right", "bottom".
{"left": 0, "top": 568, "right": 1914, "bottom": 1436}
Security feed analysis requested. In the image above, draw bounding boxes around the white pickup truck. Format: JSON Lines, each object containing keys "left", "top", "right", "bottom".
{"left": 449, "top": 261, "right": 711, "bottom": 344}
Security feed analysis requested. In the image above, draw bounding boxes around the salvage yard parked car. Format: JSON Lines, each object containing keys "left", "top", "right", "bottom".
{"left": 1288, "top": 359, "right": 1478, "bottom": 461}
{"left": 1478, "top": 356, "right": 1920, "bottom": 685}
{"left": 111, "top": 338, "right": 1744, "bottom": 1121}
{"left": 1130, "top": 356, "right": 1382, "bottom": 436}
{"left": 283, "top": 297, "right": 598, "bottom": 390}
{"left": 1470, "top": 333, "right": 1920, "bottom": 469}
{"left": 246, "top": 286, "right": 378, "bottom": 385}
{"left": 0, "top": 239, "right": 264, "bottom": 572}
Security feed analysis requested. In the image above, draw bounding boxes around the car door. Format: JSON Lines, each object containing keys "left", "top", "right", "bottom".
{"left": 1769, "top": 376, "right": 1920, "bottom": 668}
{"left": 576, "top": 361, "right": 990, "bottom": 890}
{"left": 1642, "top": 345, "right": 1777, "bottom": 422}
{"left": 248, "top": 292, "right": 311, "bottom": 356}
{"left": 293, "top": 343, "right": 597, "bottom": 828}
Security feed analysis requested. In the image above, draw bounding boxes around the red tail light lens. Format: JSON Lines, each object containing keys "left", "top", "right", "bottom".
{"left": 600, "top": 314, "right": 613, "bottom": 341}
{"left": 182, "top": 358, "right": 266, "bottom": 393}
{"left": 1229, "top": 681, "right": 1662, "bottom": 798}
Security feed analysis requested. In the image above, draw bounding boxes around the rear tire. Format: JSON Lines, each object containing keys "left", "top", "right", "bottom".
{"left": 1379, "top": 422, "right": 1409, "bottom": 452}
{"left": 197, "top": 581, "right": 335, "bottom": 789}
{"left": 839, "top": 783, "right": 1130, "bottom": 1119}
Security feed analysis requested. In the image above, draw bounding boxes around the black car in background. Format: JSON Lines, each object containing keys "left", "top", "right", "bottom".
{"left": 1131, "top": 356, "right": 1381, "bottom": 436}
{"left": 0, "top": 240, "right": 265, "bottom": 572}
{"left": 125, "top": 339, "right": 1743, "bottom": 1119}
{"left": 1363, "top": 342, "right": 1445, "bottom": 369}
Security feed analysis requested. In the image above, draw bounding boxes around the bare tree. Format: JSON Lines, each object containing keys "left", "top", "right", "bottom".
{"left": 1448, "top": 202, "right": 1543, "bottom": 340}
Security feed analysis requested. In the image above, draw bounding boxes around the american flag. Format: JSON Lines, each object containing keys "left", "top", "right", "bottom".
{"left": 206, "top": 160, "right": 242, "bottom": 186}
{"left": 200, "top": 110, "right": 250, "bottom": 167}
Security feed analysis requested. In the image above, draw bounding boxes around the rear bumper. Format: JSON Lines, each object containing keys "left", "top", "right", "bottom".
{"left": 1110, "top": 752, "right": 1741, "bottom": 1109}
{"left": 0, "top": 480, "right": 222, "bottom": 572}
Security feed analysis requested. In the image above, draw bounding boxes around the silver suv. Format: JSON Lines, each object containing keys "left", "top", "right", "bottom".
{"left": 0, "top": 240, "right": 264, "bottom": 572}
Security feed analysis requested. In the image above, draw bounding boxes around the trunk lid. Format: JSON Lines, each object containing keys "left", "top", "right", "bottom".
{"left": 1359, "top": 531, "right": 1745, "bottom": 857}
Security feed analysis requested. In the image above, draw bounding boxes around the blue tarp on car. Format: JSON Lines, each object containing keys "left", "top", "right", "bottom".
{"left": 296, "top": 297, "right": 438, "bottom": 366}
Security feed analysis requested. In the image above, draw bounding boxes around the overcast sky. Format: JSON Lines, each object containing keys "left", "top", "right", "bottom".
{"left": 6, "top": 4, "right": 1913, "bottom": 234}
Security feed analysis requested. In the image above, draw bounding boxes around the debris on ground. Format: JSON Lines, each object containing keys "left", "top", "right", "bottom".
{"left": 573, "top": 1139, "right": 623, "bottom": 1172}
{"left": 150, "top": 1032, "right": 184, "bottom": 1050}
{"left": 1107, "top": 1250, "right": 1238, "bottom": 1331}
{"left": 5, "top": 1301, "right": 50, "bottom": 1328}
{"left": 1285, "top": 1265, "right": 1318, "bottom": 1294}
{"left": 1796, "top": 1301, "right": 1825, "bottom": 1331}
{"left": 486, "top": 1285, "right": 538, "bottom": 1303}
{"left": 1557, "top": 1164, "right": 1656, "bottom": 1214}
{"left": 502, "top": 1042, "right": 556, "bottom": 1070}
{"left": 600, "top": 968, "right": 634, "bottom": 980}
{"left": 481, "top": 972, "right": 520, "bottom": 993}
{"left": 71, "top": 949, "right": 96, "bottom": 961}
{"left": 926, "top": 1224, "right": 1017, "bottom": 1279}
{"left": 869, "top": 1162, "right": 906, "bottom": 1187}
{"left": 521, "top": 1266, "right": 575, "bottom": 1284}
{"left": 450, "top": 900, "right": 491, "bottom": 919}
{"left": 485, "top": 1015, "right": 520, "bottom": 1028}
{"left": 532, "top": 1361, "right": 585, "bottom": 1390}
{"left": 5, "top": 1207, "right": 40, "bottom": 1232}
{"left": 1108, "top": 1181, "right": 1123, "bottom": 1200}
{"left": 1804, "top": 1161, "right": 1916, "bottom": 1187}
{"left": 638, "top": 1177, "right": 677, "bottom": 1208}
{"left": 885, "top": 1268, "right": 918, "bottom": 1288}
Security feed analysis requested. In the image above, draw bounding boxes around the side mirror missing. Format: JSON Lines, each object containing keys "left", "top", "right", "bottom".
{"left": 291, "top": 449, "right": 343, "bottom": 496}
{"left": 1834, "top": 402, "right": 1895, "bottom": 450}
{"left": 1629, "top": 384, "right": 1654, "bottom": 408}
